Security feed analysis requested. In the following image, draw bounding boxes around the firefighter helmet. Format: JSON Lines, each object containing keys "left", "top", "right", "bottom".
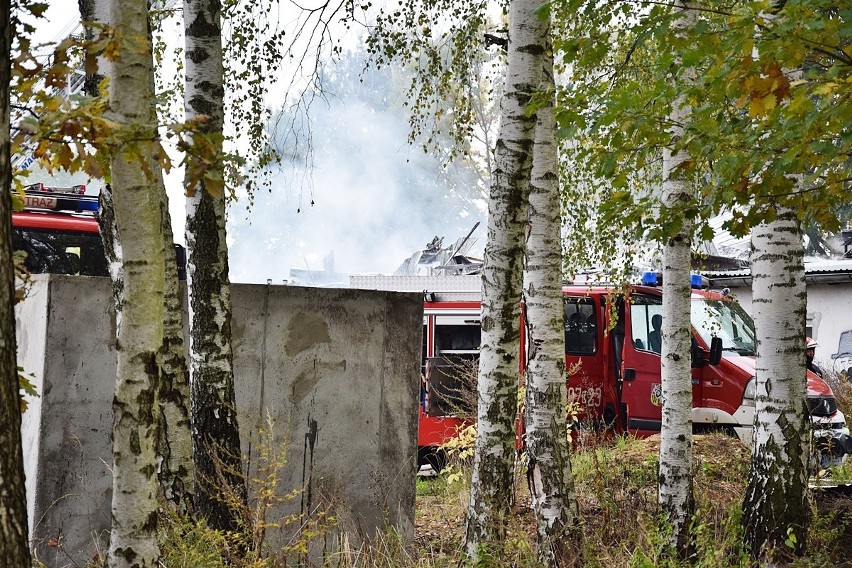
{"left": 806, "top": 337, "right": 818, "bottom": 349}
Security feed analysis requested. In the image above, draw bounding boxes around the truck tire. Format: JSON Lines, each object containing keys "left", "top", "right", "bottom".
{"left": 419, "top": 447, "right": 448, "bottom": 474}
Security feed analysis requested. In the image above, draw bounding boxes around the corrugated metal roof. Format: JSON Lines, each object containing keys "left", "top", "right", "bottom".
{"left": 350, "top": 274, "right": 480, "bottom": 292}
{"left": 802, "top": 258, "right": 852, "bottom": 274}
{"left": 705, "top": 258, "right": 852, "bottom": 278}
{"left": 704, "top": 258, "right": 852, "bottom": 287}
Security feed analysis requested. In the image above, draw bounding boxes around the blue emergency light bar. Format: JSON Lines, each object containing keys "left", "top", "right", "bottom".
{"left": 641, "top": 271, "right": 661, "bottom": 286}
{"left": 641, "top": 270, "right": 708, "bottom": 289}
{"left": 23, "top": 189, "right": 99, "bottom": 214}
{"left": 690, "top": 273, "right": 704, "bottom": 289}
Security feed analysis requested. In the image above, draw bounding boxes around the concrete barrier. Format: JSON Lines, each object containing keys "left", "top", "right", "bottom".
{"left": 16, "top": 275, "right": 421, "bottom": 566}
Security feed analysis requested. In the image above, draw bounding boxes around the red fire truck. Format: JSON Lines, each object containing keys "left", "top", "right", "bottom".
{"left": 418, "top": 291, "right": 480, "bottom": 471}
{"left": 563, "top": 273, "right": 851, "bottom": 465}
{"left": 12, "top": 183, "right": 109, "bottom": 277}
{"left": 354, "top": 273, "right": 852, "bottom": 470}
{"left": 12, "top": 183, "right": 185, "bottom": 279}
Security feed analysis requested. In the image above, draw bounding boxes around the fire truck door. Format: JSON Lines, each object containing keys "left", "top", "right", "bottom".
{"left": 564, "top": 296, "right": 607, "bottom": 424}
{"left": 621, "top": 294, "right": 664, "bottom": 434}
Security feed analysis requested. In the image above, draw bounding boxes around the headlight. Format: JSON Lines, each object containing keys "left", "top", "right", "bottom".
{"left": 742, "top": 377, "right": 756, "bottom": 407}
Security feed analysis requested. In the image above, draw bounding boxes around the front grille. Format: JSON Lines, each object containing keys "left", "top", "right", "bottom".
{"left": 808, "top": 396, "right": 838, "bottom": 417}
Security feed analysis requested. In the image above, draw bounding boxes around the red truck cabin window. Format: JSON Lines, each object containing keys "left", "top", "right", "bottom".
{"left": 12, "top": 225, "right": 108, "bottom": 277}
{"left": 629, "top": 295, "right": 664, "bottom": 354}
{"left": 564, "top": 297, "right": 597, "bottom": 354}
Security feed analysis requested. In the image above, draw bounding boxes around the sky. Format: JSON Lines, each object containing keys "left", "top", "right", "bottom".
{"left": 29, "top": 3, "right": 78, "bottom": 44}
{"left": 34, "top": 1, "right": 489, "bottom": 284}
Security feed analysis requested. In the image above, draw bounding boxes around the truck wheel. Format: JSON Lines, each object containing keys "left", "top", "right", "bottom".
{"left": 423, "top": 448, "right": 448, "bottom": 474}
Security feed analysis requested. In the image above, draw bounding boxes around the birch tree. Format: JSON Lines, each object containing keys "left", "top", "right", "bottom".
{"left": 742, "top": 207, "right": 810, "bottom": 560}
{"left": 184, "top": 0, "right": 247, "bottom": 529}
{"left": 105, "top": 0, "right": 166, "bottom": 563}
{"left": 658, "top": 181, "right": 695, "bottom": 557}
{"left": 741, "top": 9, "right": 811, "bottom": 561}
{"left": 0, "top": 3, "right": 31, "bottom": 564}
{"left": 554, "top": 15, "right": 706, "bottom": 557}
{"left": 522, "top": 27, "right": 582, "bottom": 565}
{"left": 554, "top": 0, "right": 849, "bottom": 559}
{"left": 366, "top": 0, "right": 575, "bottom": 554}
{"left": 464, "top": 0, "right": 547, "bottom": 554}
{"left": 658, "top": 1, "right": 697, "bottom": 556}
{"left": 148, "top": 3, "right": 193, "bottom": 515}
{"left": 80, "top": 0, "right": 193, "bottom": 513}
{"left": 156, "top": 202, "right": 194, "bottom": 515}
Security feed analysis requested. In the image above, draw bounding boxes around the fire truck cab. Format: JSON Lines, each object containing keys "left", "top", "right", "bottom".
{"left": 564, "top": 274, "right": 852, "bottom": 466}
{"left": 408, "top": 272, "right": 852, "bottom": 469}
{"left": 12, "top": 183, "right": 186, "bottom": 280}
{"left": 12, "top": 183, "right": 109, "bottom": 277}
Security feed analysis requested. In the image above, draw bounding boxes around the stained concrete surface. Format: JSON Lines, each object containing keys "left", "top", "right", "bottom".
{"left": 16, "top": 275, "right": 421, "bottom": 566}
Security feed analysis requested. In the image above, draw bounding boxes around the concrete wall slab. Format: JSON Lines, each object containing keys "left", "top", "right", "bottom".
{"left": 16, "top": 276, "right": 421, "bottom": 566}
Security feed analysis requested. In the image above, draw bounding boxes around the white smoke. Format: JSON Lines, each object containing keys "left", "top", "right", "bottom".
{"left": 227, "top": 57, "right": 487, "bottom": 284}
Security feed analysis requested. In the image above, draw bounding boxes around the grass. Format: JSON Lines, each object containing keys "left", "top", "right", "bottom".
{"left": 148, "top": 375, "right": 852, "bottom": 566}
{"left": 416, "top": 474, "right": 451, "bottom": 498}
{"left": 145, "top": 430, "right": 852, "bottom": 567}
{"left": 409, "top": 430, "right": 852, "bottom": 568}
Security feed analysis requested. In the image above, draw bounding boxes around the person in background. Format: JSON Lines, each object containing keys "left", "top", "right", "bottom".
{"left": 806, "top": 337, "right": 824, "bottom": 378}
{"left": 648, "top": 314, "right": 663, "bottom": 354}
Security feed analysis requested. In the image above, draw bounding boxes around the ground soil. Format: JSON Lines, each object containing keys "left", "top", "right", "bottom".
{"left": 413, "top": 434, "right": 852, "bottom": 565}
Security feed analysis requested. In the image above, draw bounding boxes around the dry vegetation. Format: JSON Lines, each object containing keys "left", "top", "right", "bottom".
{"left": 143, "top": 372, "right": 852, "bottom": 566}
{"left": 415, "top": 430, "right": 852, "bottom": 567}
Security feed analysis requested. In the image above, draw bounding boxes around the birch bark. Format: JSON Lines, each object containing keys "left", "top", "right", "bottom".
{"left": 742, "top": 5, "right": 811, "bottom": 558}
{"left": 464, "top": 0, "right": 546, "bottom": 555}
{"left": 106, "top": 0, "right": 166, "bottom": 564}
{"left": 184, "top": 0, "right": 247, "bottom": 529}
{"left": 158, "top": 216, "right": 193, "bottom": 515}
{"left": 78, "top": 0, "right": 110, "bottom": 91}
{"left": 0, "top": 3, "right": 32, "bottom": 564}
{"left": 658, "top": 1, "right": 696, "bottom": 555}
{"left": 522, "top": 33, "right": 582, "bottom": 566}
{"left": 88, "top": 0, "right": 193, "bottom": 514}
{"left": 742, "top": 205, "right": 810, "bottom": 560}
{"left": 147, "top": 10, "right": 192, "bottom": 515}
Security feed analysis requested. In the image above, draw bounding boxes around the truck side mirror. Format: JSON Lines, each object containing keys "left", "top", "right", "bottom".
{"left": 709, "top": 336, "right": 723, "bottom": 365}
{"left": 691, "top": 340, "right": 703, "bottom": 368}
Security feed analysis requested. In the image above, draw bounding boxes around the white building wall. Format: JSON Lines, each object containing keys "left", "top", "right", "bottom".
{"left": 718, "top": 283, "right": 852, "bottom": 375}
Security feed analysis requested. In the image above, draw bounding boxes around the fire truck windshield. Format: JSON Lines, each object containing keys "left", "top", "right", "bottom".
{"left": 13, "top": 228, "right": 109, "bottom": 277}
{"left": 691, "top": 297, "right": 756, "bottom": 356}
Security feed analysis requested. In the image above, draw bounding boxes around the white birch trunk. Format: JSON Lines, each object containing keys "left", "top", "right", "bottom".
{"left": 158, "top": 209, "right": 193, "bottom": 515}
{"left": 78, "top": 0, "right": 111, "bottom": 93}
{"left": 742, "top": 206, "right": 810, "bottom": 559}
{"left": 86, "top": 0, "right": 122, "bottom": 331}
{"left": 101, "top": 188, "right": 192, "bottom": 516}
{"left": 86, "top": 0, "right": 122, "bottom": 327}
{"left": 464, "top": 0, "right": 547, "bottom": 556}
{"left": 657, "top": 3, "right": 696, "bottom": 555}
{"left": 0, "top": 4, "right": 32, "bottom": 564}
{"left": 146, "top": 9, "right": 192, "bottom": 514}
{"left": 93, "top": 3, "right": 193, "bottom": 515}
{"left": 523, "top": 34, "right": 582, "bottom": 566}
{"left": 184, "top": 0, "right": 246, "bottom": 529}
{"left": 742, "top": 6, "right": 811, "bottom": 557}
{"left": 658, "top": 210, "right": 694, "bottom": 554}
{"left": 106, "top": 0, "right": 165, "bottom": 564}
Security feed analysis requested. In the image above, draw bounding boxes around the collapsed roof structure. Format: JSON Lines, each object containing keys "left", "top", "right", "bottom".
{"left": 393, "top": 223, "right": 483, "bottom": 277}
